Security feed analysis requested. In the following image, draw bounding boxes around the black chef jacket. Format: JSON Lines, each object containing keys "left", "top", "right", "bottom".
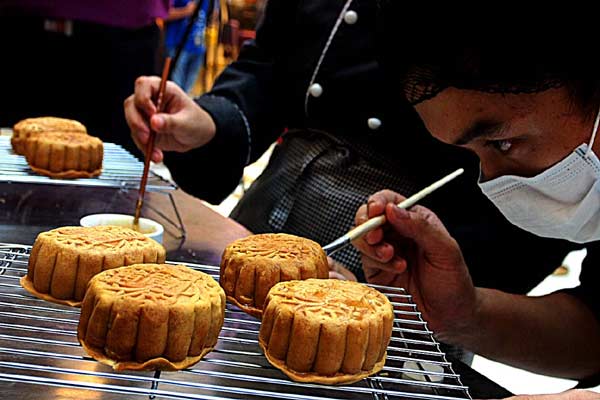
{"left": 164, "top": 0, "right": 600, "bottom": 355}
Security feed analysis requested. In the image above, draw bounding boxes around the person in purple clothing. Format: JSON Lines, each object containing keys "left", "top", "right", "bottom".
{"left": 165, "top": 0, "right": 208, "bottom": 94}
{"left": 0, "top": 0, "right": 169, "bottom": 155}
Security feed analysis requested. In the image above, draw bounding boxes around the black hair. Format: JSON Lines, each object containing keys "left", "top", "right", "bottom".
{"left": 376, "top": 2, "right": 600, "bottom": 120}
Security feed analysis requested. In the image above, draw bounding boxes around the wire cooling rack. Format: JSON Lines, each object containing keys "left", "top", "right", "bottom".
{"left": 0, "top": 244, "right": 471, "bottom": 400}
{"left": 0, "top": 137, "right": 173, "bottom": 191}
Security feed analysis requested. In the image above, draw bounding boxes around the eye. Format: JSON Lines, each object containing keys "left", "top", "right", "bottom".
{"left": 487, "top": 139, "right": 513, "bottom": 153}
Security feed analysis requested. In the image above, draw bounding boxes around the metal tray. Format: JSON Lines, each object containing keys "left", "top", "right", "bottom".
{"left": 0, "top": 244, "right": 471, "bottom": 399}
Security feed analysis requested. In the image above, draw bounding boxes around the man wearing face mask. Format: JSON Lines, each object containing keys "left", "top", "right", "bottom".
{"left": 354, "top": 7, "right": 600, "bottom": 399}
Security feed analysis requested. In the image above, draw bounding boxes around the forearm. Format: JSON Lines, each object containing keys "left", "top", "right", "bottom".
{"left": 449, "top": 289, "right": 600, "bottom": 379}
{"left": 166, "top": 6, "right": 193, "bottom": 21}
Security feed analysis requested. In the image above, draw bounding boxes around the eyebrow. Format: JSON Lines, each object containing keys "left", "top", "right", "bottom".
{"left": 453, "top": 120, "right": 510, "bottom": 145}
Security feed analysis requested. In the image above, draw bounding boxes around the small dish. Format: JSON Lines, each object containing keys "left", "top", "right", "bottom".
{"left": 80, "top": 213, "right": 164, "bottom": 244}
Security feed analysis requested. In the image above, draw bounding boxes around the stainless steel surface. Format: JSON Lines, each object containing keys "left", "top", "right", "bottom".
{"left": 0, "top": 244, "right": 472, "bottom": 400}
{"left": 0, "top": 137, "right": 175, "bottom": 192}
{"left": 0, "top": 137, "right": 185, "bottom": 238}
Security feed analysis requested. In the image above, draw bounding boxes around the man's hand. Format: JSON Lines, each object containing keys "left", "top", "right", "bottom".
{"left": 124, "top": 76, "right": 217, "bottom": 162}
{"left": 353, "top": 189, "right": 478, "bottom": 340}
{"left": 183, "top": 1, "right": 196, "bottom": 16}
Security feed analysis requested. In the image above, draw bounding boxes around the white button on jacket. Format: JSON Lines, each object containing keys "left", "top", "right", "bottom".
{"left": 368, "top": 117, "right": 382, "bottom": 130}
{"left": 309, "top": 83, "right": 323, "bottom": 97}
{"left": 343, "top": 10, "right": 358, "bottom": 25}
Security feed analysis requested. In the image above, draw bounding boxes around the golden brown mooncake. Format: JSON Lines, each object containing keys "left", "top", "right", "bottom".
{"left": 24, "top": 130, "right": 103, "bottom": 179}
{"left": 220, "top": 233, "right": 329, "bottom": 318}
{"left": 78, "top": 263, "right": 225, "bottom": 371}
{"left": 11, "top": 117, "right": 87, "bottom": 155}
{"left": 259, "top": 279, "right": 394, "bottom": 385}
{"left": 20, "top": 226, "right": 166, "bottom": 306}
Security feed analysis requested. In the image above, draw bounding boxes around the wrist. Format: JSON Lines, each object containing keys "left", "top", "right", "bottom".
{"left": 435, "top": 287, "right": 484, "bottom": 348}
{"left": 185, "top": 103, "right": 217, "bottom": 150}
{"left": 197, "top": 106, "right": 217, "bottom": 145}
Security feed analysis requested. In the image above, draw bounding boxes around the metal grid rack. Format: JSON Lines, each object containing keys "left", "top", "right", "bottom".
{"left": 0, "top": 137, "right": 173, "bottom": 191}
{"left": 0, "top": 137, "right": 185, "bottom": 238}
{"left": 0, "top": 244, "right": 472, "bottom": 400}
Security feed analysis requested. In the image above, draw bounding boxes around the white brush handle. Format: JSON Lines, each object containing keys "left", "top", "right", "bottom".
{"left": 345, "top": 168, "right": 464, "bottom": 242}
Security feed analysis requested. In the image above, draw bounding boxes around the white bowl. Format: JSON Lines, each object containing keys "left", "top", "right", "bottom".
{"left": 80, "top": 213, "right": 164, "bottom": 244}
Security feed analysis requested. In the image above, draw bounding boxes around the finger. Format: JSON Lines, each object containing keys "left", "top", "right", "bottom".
{"left": 152, "top": 148, "right": 163, "bottom": 163}
{"left": 374, "top": 242, "right": 395, "bottom": 262}
{"left": 352, "top": 238, "right": 406, "bottom": 268}
{"left": 125, "top": 98, "right": 151, "bottom": 143}
{"left": 150, "top": 112, "right": 181, "bottom": 135}
{"left": 393, "top": 255, "right": 408, "bottom": 273}
{"left": 364, "top": 227, "right": 384, "bottom": 245}
{"left": 352, "top": 234, "right": 394, "bottom": 262}
{"left": 161, "top": 81, "right": 188, "bottom": 111}
{"left": 129, "top": 126, "right": 147, "bottom": 154}
{"left": 135, "top": 135, "right": 164, "bottom": 162}
{"left": 355, "top": 203, "right": 369, "bottom": 226}
{"left": 362, "top": 256, "right": 408, "bottom": 278}
{"left": 362, "top": 248, "right": 408, "bottom": 273}
{"left": 327, "top": 257, "right": 358, "bottom": 281}
{"left": 386, "top": 203, "right": 446, "bottom": 246}
{"left": 367, "top": 189, "right": 407, "bottom": 218}
{"left": 340, "top": 268, "right": 357, "bottom": 281}
{"left": 133, "top": 76, "right": 160, "bottom": 117}
{"left": 326, "top": 256, "right": 337, "bottom": 271}
{"left": 363, "top": 266, "right": 383, "bottom": 282}
{"left": 125, "top": 101, "right": 149, "bottom": 156}
{"left": 387, "top": 255, "right": 408, "bottom": 273}
{"left": 363, "top": 267, "right": 402, "bottom": 287}
{"left": 131, "top": 133, "right": 146, "bottom": 155}
{"left": 366, "top": 197, "right": 385, "bottom": 219}
{"left": 329, "top": 271, "right": 347, "bottom": 280}
{"left": 150, "top": 114, "right": 166, "bottom": 133}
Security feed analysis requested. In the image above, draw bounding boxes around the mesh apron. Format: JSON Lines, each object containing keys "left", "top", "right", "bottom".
{"left": 229, "top": 129, "right": 422, "bottom": 280}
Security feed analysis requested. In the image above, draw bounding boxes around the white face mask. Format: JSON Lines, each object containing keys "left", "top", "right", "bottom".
{"left": 478, "top": 106, "right": 600, "bottom": 243}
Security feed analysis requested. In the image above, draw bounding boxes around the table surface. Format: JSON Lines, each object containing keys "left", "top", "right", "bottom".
{"left": 0, "top": 181, "right": 512, "bottom": 398}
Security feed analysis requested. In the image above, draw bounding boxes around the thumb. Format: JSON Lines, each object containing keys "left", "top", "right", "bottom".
{"left": 150, "top": 112, "right": 180, "bottom": 135}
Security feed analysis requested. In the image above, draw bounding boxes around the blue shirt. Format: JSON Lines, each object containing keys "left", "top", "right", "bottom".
{"left": 165, "top": 0, "right": 208, "bottom": 55}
